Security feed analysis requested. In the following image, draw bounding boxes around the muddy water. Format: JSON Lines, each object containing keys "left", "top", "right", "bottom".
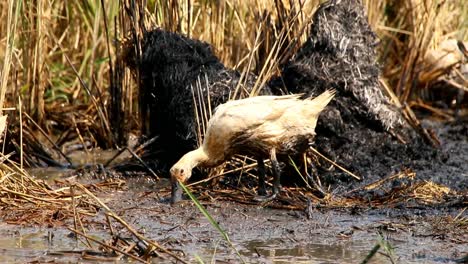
{"left": 0, "top": 225, "right": 388, "bottom": 264}
{"left": 240, "top": 239, "right": 388, "bottom": 263}
{"left": 0, "top": 204, "right": 391, "bottom": 263}
{"left": 149, "top": 201, "right": 465, "bottom": 264}
{"left": 0, "top": 224, "right": 106, "bottom": 263}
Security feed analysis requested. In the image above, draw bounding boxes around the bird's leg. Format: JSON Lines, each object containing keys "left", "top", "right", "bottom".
{"left": 171, "top": 177, "right": 183, "bottom": 204}
{"left": 253, "top": 149, "right": 281, "bottom": 203}
{"left": 270, "top": 148, "right": 282, "bottom": 197}
{"left": 257, "top": 158, "right": 267, "bottom": 196}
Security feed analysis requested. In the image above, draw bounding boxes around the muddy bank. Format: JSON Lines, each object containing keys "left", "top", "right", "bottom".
{"left": 330, "top": 118, "right": 468, "bottom": 192}
{"left": 411, "top": 119, "right": 468, "bottom": 190}
{"left": 0, "top": 177, "right": 465, "bottom": 263}
{"left": 119, "top": 200, "right": 466, "bottom": 263}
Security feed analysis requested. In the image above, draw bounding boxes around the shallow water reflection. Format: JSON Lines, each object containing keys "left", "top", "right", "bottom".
{"left": 0, "top": 224, "right": 109, "bottom": 263}
{"left": 240, "top": 238, "right": 389, "bottom": 263}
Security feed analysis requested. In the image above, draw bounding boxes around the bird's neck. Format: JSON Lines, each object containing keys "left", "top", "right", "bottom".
{"left": 182, "top": 147, "right": 211, "bottom": 169}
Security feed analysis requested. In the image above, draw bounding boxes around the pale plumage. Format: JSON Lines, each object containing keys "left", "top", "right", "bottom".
{"left": 170, "top": 90, "right": 336, "bottom": 203}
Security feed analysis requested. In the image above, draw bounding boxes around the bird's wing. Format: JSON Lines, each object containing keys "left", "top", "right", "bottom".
{"left": 212, "top": 94, "right": 301, "bottom": 115}
{"left": 203, "top": 95, "right": 314, "bottom": 158}
{"left": 212, "top": 95, "right": 300, "bottom": 128}
{"left": 205, "top": 96, "right": 300, "bottom": 147}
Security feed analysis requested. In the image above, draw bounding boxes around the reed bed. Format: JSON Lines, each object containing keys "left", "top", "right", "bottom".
{"left": 1, "top": 0, "right": 466, "bottom": 162}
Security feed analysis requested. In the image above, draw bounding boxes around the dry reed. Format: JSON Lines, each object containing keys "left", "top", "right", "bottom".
{"left": 0, "top": 0, "right": 465, "bottom": 163}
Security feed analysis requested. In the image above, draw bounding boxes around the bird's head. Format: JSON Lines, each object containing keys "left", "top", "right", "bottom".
{"left": 170, "top": 148, "right": 208, "bottom": 184}
{"left": 170, "top": 161, "right": 193, "bottom": 183}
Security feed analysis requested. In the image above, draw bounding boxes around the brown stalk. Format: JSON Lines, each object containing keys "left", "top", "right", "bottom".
{"left": 308, "top": 147, "right": 361, "bottom": 181}
{"left": 74, "top": 183, "right": 187, "bottom": 264}
{"left": 68, "top": 227, "right": 149, "bottom": 264}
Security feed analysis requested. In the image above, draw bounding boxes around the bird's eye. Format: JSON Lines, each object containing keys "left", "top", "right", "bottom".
{"left": 180, "top": 169, "right": 184, "bottom": 174}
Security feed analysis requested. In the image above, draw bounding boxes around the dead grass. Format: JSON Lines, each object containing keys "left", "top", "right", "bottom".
{"left": 182, "top": 166, "right": 466, "bottom": 213}
{"left": 0, "top": 0, "right": 466, "bottom": 162}
{"left": 378, "top": 0, "right": 467, "bottom": 101}
{"left": 0, "top": 155, "right": 186, "bottom": 263}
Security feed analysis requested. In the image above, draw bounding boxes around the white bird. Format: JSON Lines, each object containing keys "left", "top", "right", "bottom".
{"left": 170, "top": 90, "right": 336, "bottom": 203}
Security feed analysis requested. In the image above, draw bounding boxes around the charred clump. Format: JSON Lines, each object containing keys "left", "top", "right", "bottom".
{"left": 273, "top": 0, "right": 465, "bottom": 188}
{"left": 121, "top": 1, "right": 467, "bottom": 192}
{"left": 278, "top": 0, "right": 401, "bottom": 130}
{"left": 128, "top": 29, "right": 270, "bottom": 173}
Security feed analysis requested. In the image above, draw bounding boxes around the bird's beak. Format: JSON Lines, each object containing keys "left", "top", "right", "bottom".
{"left": 171, "top": 176, "right": 183, "bottom": 204}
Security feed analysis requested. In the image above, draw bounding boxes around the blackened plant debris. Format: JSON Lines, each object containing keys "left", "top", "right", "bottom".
{"left": 278, "top": 0, "right": 402, "bottom": 131}
{"left": 120, "top": 0, "right": 467, "bottom": 196}
{"left": 272, "top": 0, "right": 467, "bottom": 190}
{"left": 124, "top": 29, "right": 271, "bottom": 174}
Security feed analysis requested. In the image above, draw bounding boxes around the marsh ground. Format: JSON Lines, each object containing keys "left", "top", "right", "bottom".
{"left": 0, "top": 118, "right": 466, "bottom": 263}
{"left": 0, "top": 178, "right": 466, "bottom": 263}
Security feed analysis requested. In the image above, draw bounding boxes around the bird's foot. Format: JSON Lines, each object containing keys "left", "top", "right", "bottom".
{"left": 257, "top": 186, "right": 268, "bottom": 196}
{"left": 253, "top": 192, "right": 278, "bottom": 203}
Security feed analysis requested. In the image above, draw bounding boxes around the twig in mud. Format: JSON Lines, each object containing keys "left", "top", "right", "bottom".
{"left": 0, "top": 186, "right": 66, "bottom": 204}
{"left": 104, "top": 145, "right": 159, "bottom": 180}
{"left": 402, "top": 104, "right": 441, "bottom": 148}
{"left": 345, "top": 169, "right": 415, "bottom": 196}
{"left": 132, "top": 136, "right": 159, "bottom": 153}
{"left": 408, "top": 101, "right": 455, "bottom": 120}
{"left": 307, "top": 173, "right": 327, "bottom": 197}
{"left": 74, "top": 183, "right": 188, "bottom": 264}
{"left": 105, "top": 214, "right": 115, "bottom": 237}
{"left": 67, "top": 227, "right": 149, "bottom": 264}
{"left": 71, "top": 185, "right": 93, "bottom": 247}
{"left": 454, "top": 207, "right": 467, "bottom": 222}
{"left": 308, "top": 146, "right": 361, "bottom": 181}
{"left": 72, "top": 116, "right": 90, "bottom": 155}
{"left": 125, "top": 147, "right": 159, "bottom": 180}
{"left": 104, "top": 135, "right": 158, "bottom": 167}
{"left": 290, "top": 156, "right": 328, "bottom": 197}
{"left": 23, "top": 112, "right": 73, "bottom": 167}
{"left": 0, "top": 151, "right": 14, "bottom": 165}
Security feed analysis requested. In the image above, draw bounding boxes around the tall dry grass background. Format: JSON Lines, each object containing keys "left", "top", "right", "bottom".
{"left": 0, "top": 0, "right": 466, "bottom": 165}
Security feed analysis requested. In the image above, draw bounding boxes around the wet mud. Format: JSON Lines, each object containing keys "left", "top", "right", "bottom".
{"left": 0, "top": 170, "right": 466, "bottom": 263}
{"left": 113, "top": 188, "right": 466, "bottom": 263}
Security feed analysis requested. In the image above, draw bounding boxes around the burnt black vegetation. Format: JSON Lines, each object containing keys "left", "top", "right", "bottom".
{"left": 127, "top": 29, "right": 271, "bottom": 173}
{"left": 123, "top": 0, "right": 467, "bottom": 193}
{"left": 272, "top": 0, "right": 466, "bottom": 191}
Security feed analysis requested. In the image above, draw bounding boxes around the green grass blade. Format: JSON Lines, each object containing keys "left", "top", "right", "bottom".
{"left": 194, "top": 254, "right": 205, "bottom": 264}
{"left": 179, "top": 181, "right": 246, "bottom": 264}
{"left": 289, "top": 156, "right": 312, "bottom": 189}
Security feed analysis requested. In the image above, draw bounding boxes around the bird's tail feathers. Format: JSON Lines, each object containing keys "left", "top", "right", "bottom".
{"left": 306, "top": 89, "right": 336, "bottom": 114}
